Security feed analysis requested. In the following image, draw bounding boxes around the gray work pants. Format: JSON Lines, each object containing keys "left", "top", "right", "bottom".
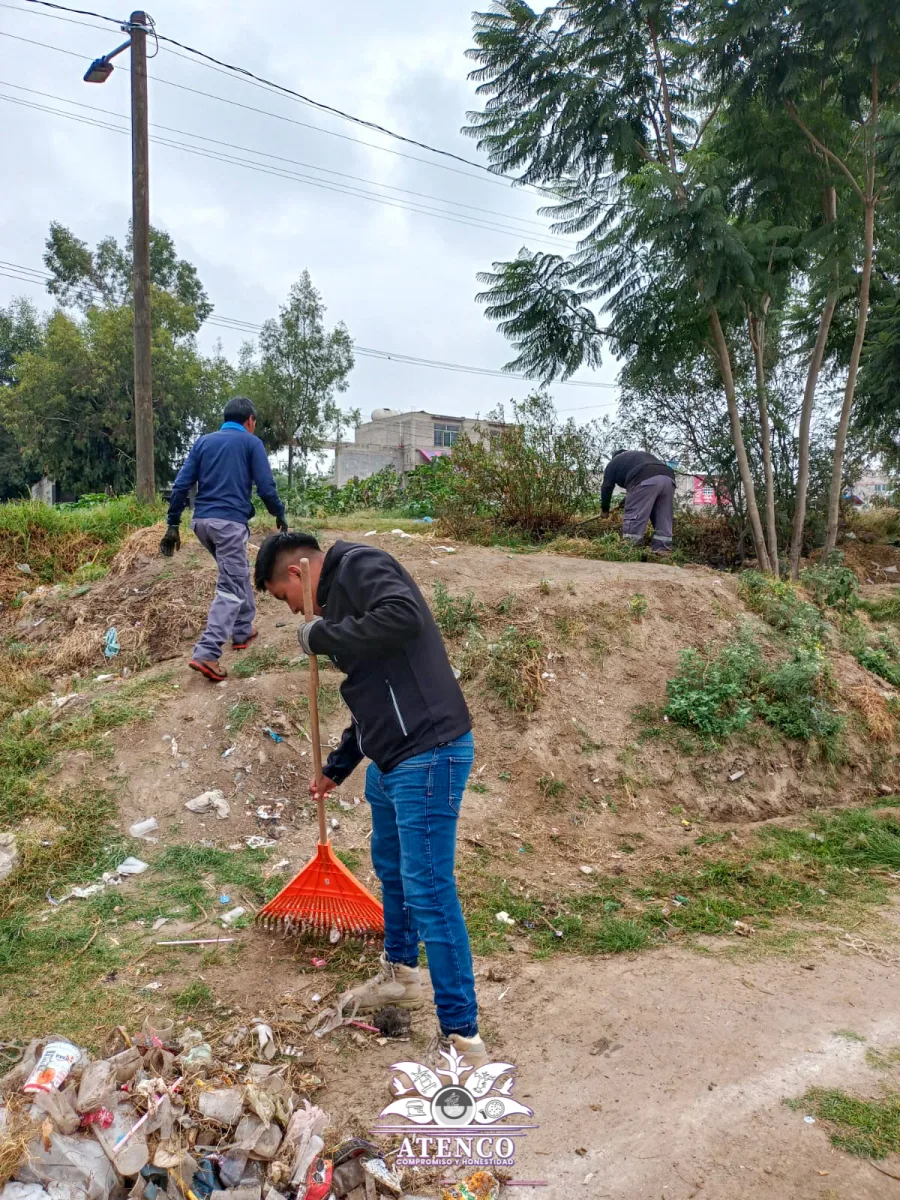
{"left": 191, "top": 518, "right": 255, "bottom": 661}
{"left": 622, "top": 475, "right": 675, "bottom": 553}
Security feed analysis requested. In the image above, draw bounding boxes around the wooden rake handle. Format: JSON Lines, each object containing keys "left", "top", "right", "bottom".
{"left": 300, "top": 557, "right": 328, "bottom": 846}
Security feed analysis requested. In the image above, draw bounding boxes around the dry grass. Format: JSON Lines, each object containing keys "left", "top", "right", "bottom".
{"left": 0, "top": 1095, "right": 38, "bottom": 1186}
{"left": 849, "top": 685, "right": 895, "bottom": 742}
{"left": 109, "top": 522, "right": 170, "bottom": 574}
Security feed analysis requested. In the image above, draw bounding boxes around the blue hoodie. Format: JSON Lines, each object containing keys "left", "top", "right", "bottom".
{"left": 166, "top": 422, "right": 286, "bottom": 527}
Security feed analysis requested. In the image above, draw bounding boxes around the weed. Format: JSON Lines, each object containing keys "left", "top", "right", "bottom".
{"left": 538, "top": 578, "right": 551, "bottom": 596}
{"left": 433, "top": 582, "right": 482, "bottom": 638}
{"left": 738, "top": 571, "right": 825, "bottom": 645}
{"left": 484, "top": 626, "right": 545, "bottom": 713}
{"left": 833, "top": 1030, "right": 867, "bottom": 1043}
{"left": 628, "top": 593, "right": 649, "bottom": 621}
{"left": 537, "top": 775, "right": 566, "bottom": 799}
{"left": 469, "top": 781, "right": 489, "bottom": 794}
{"left": 496, "top": 593, "right": 519, "bottom": 617}
{"left": 788, "top": 1088, "right": 900, "bottom": 1158}
{"left": 173, "top": 981, "right": 215, "bottom": 1013}
{"left": 554, "top": 614, "right": 580, "bottom": 644}
{"left": 228, "top": 700, "right": 260, "bottom": 732}
{"left": 801, "top": 554, "right": 860, "bottom": 613}
{"left": 860, "top": 592, "right": 900, "bottom": 624}
{"left": 498, "top": 770, "right": 511, "bottom": 782}
{"left": 574, "top": 723, "right": 604, "bottom": 753}
{"left": 335, "top": 849, "right": 362, "bottom": 872}
{"left": 664, "top": 634, "right": 760, "bottom": 740}
{"left": 231, "top": 646, "right": 281, "bottom": 678}
{"left": 857, "top": 635, "right": 900, "bottom": 689}
{"left": 546, "top": 533, "right": 644, "bottom": 563}
{"left": 866, "top": 1046, "right": 900, "bottom": 1071}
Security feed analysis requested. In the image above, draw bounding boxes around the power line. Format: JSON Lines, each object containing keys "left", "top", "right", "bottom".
{"left": 17, "top": 0, "right": 517, "bottom": 182}
{"left": 0, "top": 79, "right": 563, "bottom": 238}
{"left": 0, "top": 91, "right": 568, "bottom": 247}
{"left": 0, "top": 260, "right": 619, "bottom": 404}
{"left": 0, "top": 27, "right": 541, "bottom": 197}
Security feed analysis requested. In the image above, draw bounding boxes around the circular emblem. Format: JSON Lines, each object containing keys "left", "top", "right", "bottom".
{"left": 482, "top": 1097, "right": 504, "bottom": 1121}
{"left": 431, "top": 1085, "right": 476, "bottom": 1127}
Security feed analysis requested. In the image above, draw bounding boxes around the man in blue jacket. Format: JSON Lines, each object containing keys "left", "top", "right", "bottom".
{"left": 161, "top": 396, "right": 287, "bottom": 682}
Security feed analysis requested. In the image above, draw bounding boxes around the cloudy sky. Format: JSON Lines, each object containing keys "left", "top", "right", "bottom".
{"left": 0, "top": 0, "right": 620, "bottom": 427}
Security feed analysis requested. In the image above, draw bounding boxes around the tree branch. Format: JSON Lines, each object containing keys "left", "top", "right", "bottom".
{"left": 784, "top": 101, "right": 864, "bottom": 201}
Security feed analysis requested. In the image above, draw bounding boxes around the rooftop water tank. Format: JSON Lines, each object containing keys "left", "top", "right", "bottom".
{"left": 371, "top": 408, "right": 401, "bottom": 421}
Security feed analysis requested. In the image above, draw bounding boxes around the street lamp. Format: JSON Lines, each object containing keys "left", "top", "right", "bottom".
{"left": 82, "top": 14, "right": 155, "bottom": 504}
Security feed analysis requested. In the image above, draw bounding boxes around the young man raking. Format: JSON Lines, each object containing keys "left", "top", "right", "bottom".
{"left": 254, "top": 531, "right": 488, "bottom": 1068}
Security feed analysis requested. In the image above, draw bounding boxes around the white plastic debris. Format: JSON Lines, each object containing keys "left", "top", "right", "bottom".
{"left": 129, "top": 817, "right": 158, "bottom": 839}
{"left": 221, "top": 907, "right": 246, "bottom": 927}
{"left": 244, "top": 835, "right": 277, "bottom": 849}
{"left": 0, "top": 832, "right": 19, "bottom": 883}
{"left": 185, "top": 789, "right": 230, "bottom": 819}
{"left": 436, "top": 545, "right": 457, "bottom": 553}
{"left": 222, "top": 745, "right": 236, "bottom": 758}
{"left": 728, "top": 770, "right": 745, "bottom": 782}
{"left": 94, "top": 673, "right": 115, "bottom": 683}
{"left": 51, "top": 694, "right": 81, "bottom": 711}
{"left": 116, "top": 856, "right": 149, "bottom": 876}
{"left": 495, "top": 911, "right": 516, "bottom": 927}
{"left": 579, "top": 865, "right": 594, "bottom": 875}
{"left": 364, "top": 530, "right": 377, "bottom": 536}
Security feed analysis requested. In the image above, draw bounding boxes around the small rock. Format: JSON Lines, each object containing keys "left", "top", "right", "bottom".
{"left": 0, "top": 832, "right": 19, "bottom": 882}
{"left": 579, "top": 865, "right": 594, "bottom": 876}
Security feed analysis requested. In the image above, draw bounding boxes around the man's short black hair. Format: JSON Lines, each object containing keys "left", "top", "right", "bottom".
{"left": 254, "top": 531, "right": 322, "bottom": 591}
{"left": 223, "top": 395, "right": 257, "bottom": 425}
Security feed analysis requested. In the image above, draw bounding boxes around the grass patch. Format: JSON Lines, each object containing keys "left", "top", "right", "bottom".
{"left": 335, "top": 849, "right": 362, "bottom": 872}
{"left": 860, "top": 592, "right": 900, "bottom": 624}
{"left": 484, "top": 625, "right": 545, "bottom": 713}
{"left": 228, "top": 699, "right": 260, "bottom": 732}
{"left": 537, "top": 774, "right": 566, "bottom": 799}
{"left": 468, "top": 781, "right": 489, "bottom": 794}
{"left": 789, "top": 1088, "right": 900, "bottom": 1158}
{"left": 231, "top": 646, "right": 281, "bottom": 678}
{"left": 173, "top": 981, "right": 215, "bottom": 1013}
{"left": 628, "top": 593, "right": 649, "bottom": 621}
{"left": 866, "top": 1046, "right": 900, "bottom": 1071}
{"left": 546, "top": 534, "right": 644, "bottom": 563}
{"left": 462, "top": 802, "right": 899, "bottom": 959}
{"left": 433, "top": 582, "right": 482, "bottom": 638}
{"left": 738, "top": 571, "right": 825, "bottom": 643}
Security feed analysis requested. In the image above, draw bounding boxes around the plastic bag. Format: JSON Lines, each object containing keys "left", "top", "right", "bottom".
{"left": 75, "top": 1060, "right": 117, "bottom": 1114}
{"left": 31, "top": 1085, "right": 80, "bottom": 1135}
{"left": 15, "top": 1131, "right": 119, "bottom": 1200}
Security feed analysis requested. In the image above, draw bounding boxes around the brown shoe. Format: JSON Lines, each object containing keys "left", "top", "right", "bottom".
{"left": 189, "top": 658, "right": 227, "bottom": 682}
{"left": 232, "top": 628, "right": 259, "bottom": 650}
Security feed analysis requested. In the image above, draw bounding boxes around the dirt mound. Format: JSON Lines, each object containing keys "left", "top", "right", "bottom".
{"left": 11, "top": 527, "right": 213, "bottom": 675}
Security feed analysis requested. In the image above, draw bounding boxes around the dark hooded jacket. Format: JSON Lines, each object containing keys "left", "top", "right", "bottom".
{"left": 306, "top": 541, "right": 471, "bottom": 783}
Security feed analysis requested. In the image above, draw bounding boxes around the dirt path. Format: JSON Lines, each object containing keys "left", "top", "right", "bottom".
{"left": 306, "top": 935, "right": 900, "bottom": 1200}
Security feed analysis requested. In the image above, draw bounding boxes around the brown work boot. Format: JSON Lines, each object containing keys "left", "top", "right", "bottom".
{"left": 189, "top": 658, "right": 227, "bottom": 683}
{"left": 429, "top": 1031, "right": 491, "bottom": 1072}
{"left": 337, "top": 951, "right": 424, "bottom": 1015}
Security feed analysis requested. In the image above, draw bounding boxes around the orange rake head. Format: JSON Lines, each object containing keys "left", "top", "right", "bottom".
{"left": 256, "top": 841, "right": 385, "bottom": 939}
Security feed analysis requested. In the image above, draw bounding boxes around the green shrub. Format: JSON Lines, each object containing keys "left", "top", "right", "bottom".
{"left": 800, "top": 553, "right": 860, "bottom": 613}
{"left": 756, "top": 648, "right": 844, "bottom": 749}
{"left": 860, "top": 591, "right": 900, "bottom": 624}
{"left": 857, "top": 635, "right": 900, "bottom": 688}
{"left": 665, "top": 635, "right": 760, "bottom": 739}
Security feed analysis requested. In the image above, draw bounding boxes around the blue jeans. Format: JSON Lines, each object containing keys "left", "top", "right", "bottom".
{"left": 366, "top": 731, "right": 478, "bottom": 1038}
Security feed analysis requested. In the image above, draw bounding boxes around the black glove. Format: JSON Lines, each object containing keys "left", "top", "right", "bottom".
{"left": 159, "top": 525, "right": 181, "bottom": 557}
{"left": 277, "top": 516, "right": 289, "bottom": 533}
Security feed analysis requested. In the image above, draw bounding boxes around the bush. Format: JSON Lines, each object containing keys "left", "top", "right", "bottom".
{"left": 800, "top": 553, "right": 860, "bottom": 613}
{"left": 857, "top": 636, "right": 900, "bottom": 688}
{"left": 439, "top": 392, "right": 606, "bottom": 537}
{"left": 282, "top": 458, "right": 455, "bottom": 520}
{"left": 664, "top": 635, "right": 760, "bottom": 739}
{"left": 665, "top": 630, "right": 843, "bottom": 752}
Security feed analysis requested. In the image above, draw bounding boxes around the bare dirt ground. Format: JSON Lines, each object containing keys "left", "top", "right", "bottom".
{"left": 10, "top": 527, "right": 900, "bottom": 1197}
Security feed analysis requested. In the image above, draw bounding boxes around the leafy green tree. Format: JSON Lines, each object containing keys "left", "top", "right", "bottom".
{"left": 709, "top": 0, "right": 900, "bottom": 554}
{"left": 0, "top": 223, "right": 228, "bottom": 495}
{"left": 466, "top": 0, "right": 781, "bottom": 570}
{"left": 240, "top": 271, "right": 355, "bottom": 487}
{"left": 0, "top": 298, "right": 44, "bottom": 499}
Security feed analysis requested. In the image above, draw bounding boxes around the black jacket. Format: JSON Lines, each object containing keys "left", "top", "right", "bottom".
{"left": 307, "top": 541, "right": 471, "bottom": 783}
{"left": 601, "top": 451, "right": 675, "bottom": 512}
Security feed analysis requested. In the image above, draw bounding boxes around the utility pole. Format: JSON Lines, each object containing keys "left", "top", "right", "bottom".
{"left": 130, "top": 11, "right": 154, "bottom": 503}
{"left": 85, "top": 13, "right": 155, "bottom": 501}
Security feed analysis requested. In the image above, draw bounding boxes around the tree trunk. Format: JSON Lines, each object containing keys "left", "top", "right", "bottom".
{"left": 789, "top": 186, "right": 838, "bottom": 579}
{"left": 749, "top": 310, "right": 779, "bottom": 575}
{"left": 710, "top": 308, "right": 772, "bottom": 573}
{"left": 287, "top": 442, "right": 294, "bottom": 490}
{"left": 824, "top": 197, "right": 876, "bottom": 555}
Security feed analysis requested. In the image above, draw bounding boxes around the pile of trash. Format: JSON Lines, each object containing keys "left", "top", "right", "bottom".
{"left": 0, "top": 1021, "right": 492, "bottom": 1200}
